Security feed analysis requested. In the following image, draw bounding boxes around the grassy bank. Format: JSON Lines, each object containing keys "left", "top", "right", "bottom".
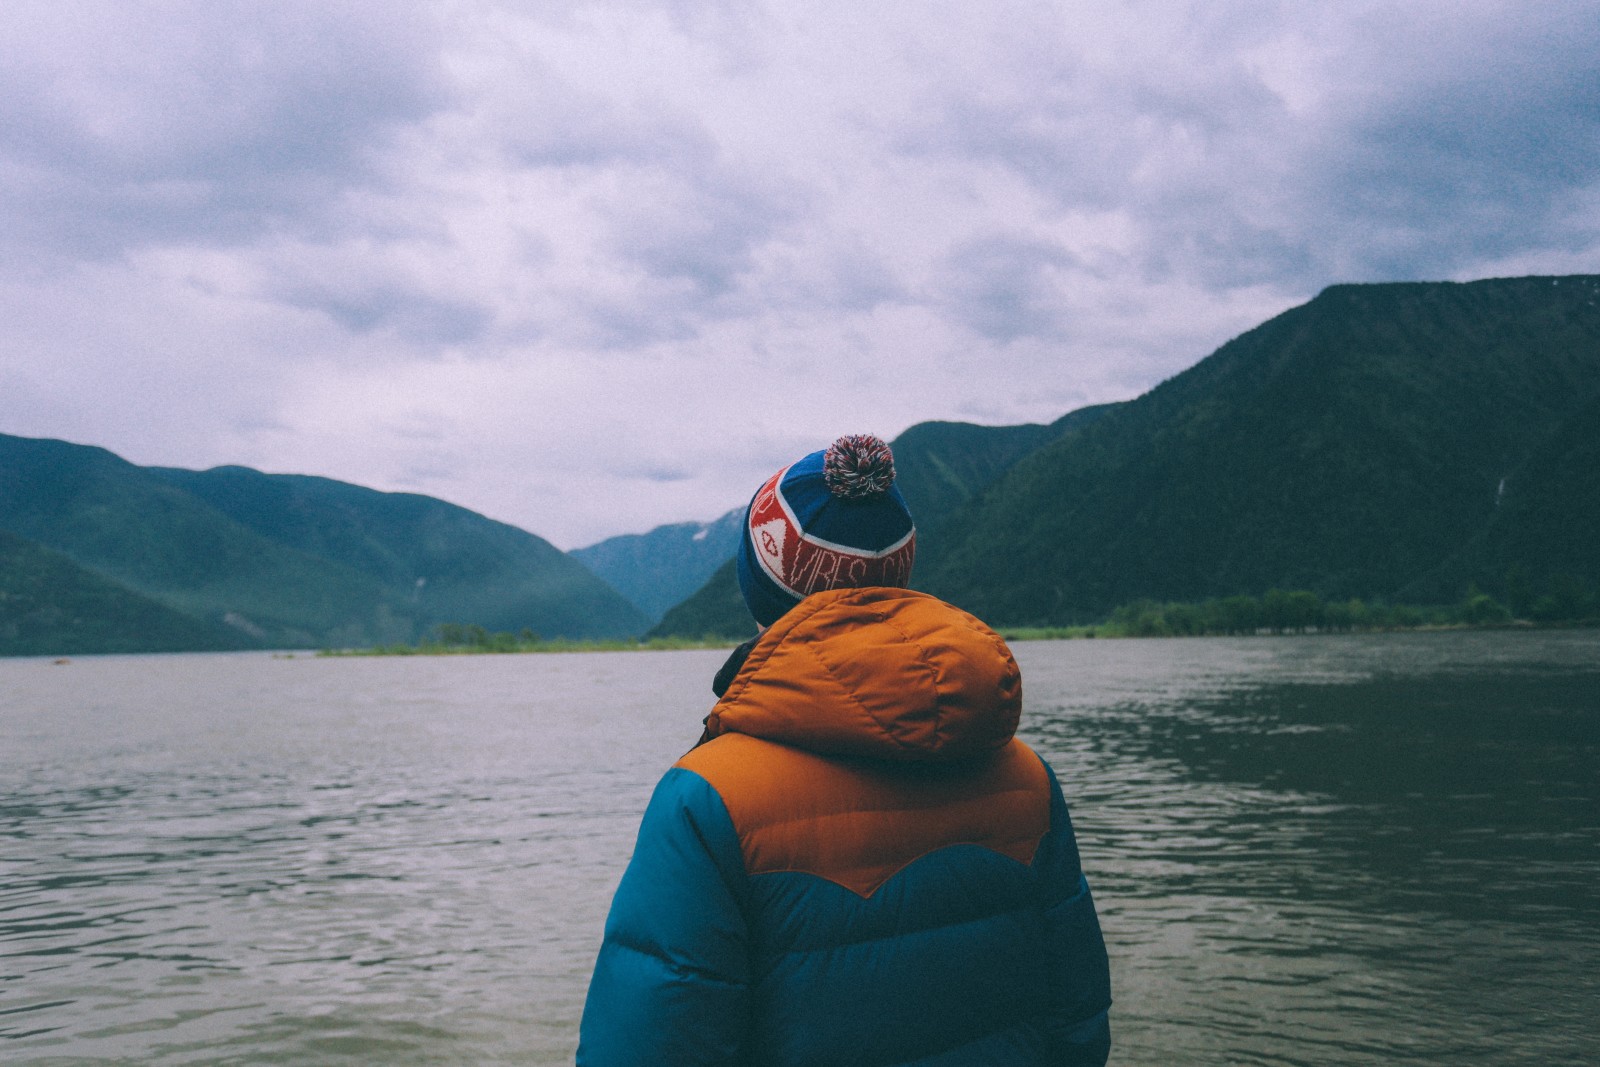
{"left": 320, "top": 623, "right": 734, "bottom": 656}
{"left": 1001, "top": 586, "right": 1596, "bottom": 641}
{"left": 325, "top": 587, "right": 1595, "bottom": 656}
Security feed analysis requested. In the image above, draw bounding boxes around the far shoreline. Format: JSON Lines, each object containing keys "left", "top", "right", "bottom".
{"left": 316, "top": 616, "right": 1596, "bottom": 658}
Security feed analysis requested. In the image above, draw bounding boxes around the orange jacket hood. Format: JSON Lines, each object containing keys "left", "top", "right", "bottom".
{"left": 703, "top": 587, "right": 1022, "bottom": 762}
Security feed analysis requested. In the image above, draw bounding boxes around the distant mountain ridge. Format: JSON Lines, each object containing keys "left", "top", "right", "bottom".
{"left": 0, "top": 435, "right": 646, "bottom": 655}
{"left": 569, "top": 508, "right": 743, "bottom": 623}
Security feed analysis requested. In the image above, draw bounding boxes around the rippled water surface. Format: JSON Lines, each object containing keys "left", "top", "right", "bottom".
{"left": 3, "top": 631, "right": 1597, "bottom": 1064}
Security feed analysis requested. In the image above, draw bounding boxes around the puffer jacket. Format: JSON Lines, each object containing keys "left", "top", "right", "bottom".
{"left": 578, "top": 587, "right": 1111, "bottom": 1066}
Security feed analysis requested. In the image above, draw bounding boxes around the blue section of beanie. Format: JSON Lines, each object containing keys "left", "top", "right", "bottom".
{"left": 779, "top": 450, "right": 914, "bottom": 550}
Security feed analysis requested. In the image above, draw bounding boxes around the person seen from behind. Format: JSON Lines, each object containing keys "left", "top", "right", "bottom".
{"left": 578, "top": 433, "right": 1112, "bottom": 1065}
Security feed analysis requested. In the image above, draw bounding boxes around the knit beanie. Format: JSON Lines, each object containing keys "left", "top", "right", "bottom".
{"left": 735, "top": 433, "right": 916, "bottom": 628}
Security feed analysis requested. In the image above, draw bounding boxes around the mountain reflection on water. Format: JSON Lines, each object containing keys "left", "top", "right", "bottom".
{"left": 2, "top": 630, "right": 1597, "bottom": 1065}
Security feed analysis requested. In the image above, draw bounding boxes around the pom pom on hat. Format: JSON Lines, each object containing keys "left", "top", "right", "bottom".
{"left": 823, "top": 434, "right": 896, "bottom": 500}
{"left": 736, "top": 433, "right": 916, "bottom": 627}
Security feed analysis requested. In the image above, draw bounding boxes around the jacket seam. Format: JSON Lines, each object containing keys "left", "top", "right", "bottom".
{"left": 747, "top": 839, "right": 1044, "bottom": 899}
{"left": 756, "top": 896, "right": 1044, "bottom": 954}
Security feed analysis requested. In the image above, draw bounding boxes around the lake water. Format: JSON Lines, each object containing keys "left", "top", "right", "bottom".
{"left": 3, "top": 630, "right": 1597, "bottom": 1065}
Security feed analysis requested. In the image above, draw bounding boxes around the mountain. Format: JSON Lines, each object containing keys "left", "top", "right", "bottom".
{"left": 0, "top": 529, "right": 251, "bottom": 656}
{"left": 569, "top": 507, "right": 744, "bottom": 623}
{"left": 646, "top": 410, "right": 1117, "bottom": 638}
{"left": 151, "top": 465, "right": 648, "bottom": 640}
{"left": 644, "top": 556, "right": 750, "bottom": 641}
{"left": 0, "top": 434, "right": 648, "bottom": 653}
{"left": 921, "top": 275, "right": 1600, "bottom": 623}
{"left": 0, "top": 435, "right": 408, "bottom": 648}
{"left": 887, "top": 409, "right": 1114, "bottom": 534}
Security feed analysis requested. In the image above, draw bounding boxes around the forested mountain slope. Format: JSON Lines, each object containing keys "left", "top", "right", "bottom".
{"left": 0, "top": 435, "right": 406, "bottom": 648}
{"left": 0, "top": 529, "right": 250, "bottom": 656}
{"left": 0, "top": 434, "right": 646, "bottom": 653}
{"left": 922, "top": 276, "right": 1600, "bottom": 623}
{"left": 1408, "top": 389, "right": 1600, "bottom": 614}
{"left": 152, "top": 465, "right": 646, "bottom": 640}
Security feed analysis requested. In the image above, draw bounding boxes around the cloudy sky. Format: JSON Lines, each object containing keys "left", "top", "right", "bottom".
{"left": 3, "top": 1, "right": 1598, "bottom": 548}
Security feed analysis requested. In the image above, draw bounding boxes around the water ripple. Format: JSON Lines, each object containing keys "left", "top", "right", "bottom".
{"left": 3, "top": 636, "right": 1598, "bottom": 1063}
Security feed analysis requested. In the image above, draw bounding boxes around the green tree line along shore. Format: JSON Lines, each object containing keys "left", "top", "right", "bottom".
{"left": 324, "top": 578, "right": 1597, "bottom": 656}
{"left": 320, "top": 622, "right": 724, "bottom": 656}
{"left": 1038, "top": 581, "right": 1595, "bottom": 640}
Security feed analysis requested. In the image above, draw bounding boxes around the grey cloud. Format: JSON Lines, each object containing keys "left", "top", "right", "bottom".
{"left": 0, "top": 3, "right": 447, "bottom": 262}
{"left": 795, "top": 242, "right": 906, "bottom": 315}
{"left": 550, "top": 165, "right": 809, "bottom": 349}
{"left": 496, "top": 76, "right": 717, "bottom": 171}
{"left": 905, "top": 95, "right": 1128, "bottom": 212}
{"left": 1167, "top": 21, "right": 1600, "bottom": 285}
{"left": 899, "top": 6, "right": 1600, "bottom": 295}
{"left": 227, "top": 413, "right": 293, "bottom": 437}
{"left": 937, "top": 236, "right": 1080, "bottom": 343}
{"left": 901, "top": 35, "right": 1283, "bottom": 211}
{"left": 618, "top": 464, "right": 694, "bottom": 483}
{"left": 394, "top": 462, "right": 461, "bottom": 489}
{"left": 1294, "top": 20, "right": 1600, "bottom": 281}
{"left": 1139, "top": 214, "right": 1315, "bottom": 290}
{"left": 380, "top": 409, "right": 455, "bottom": 443}
{"left": 893, "top": 40, "right": 1320, "bottom": 295}
{"left": 564, "top": 293, "right": 702, "bottom": 350}
{"left": 608, "top": 168, "right": 805, "bottom": 301}
{"left": 272, "top": 277, "right": 494, "bottom": 345}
